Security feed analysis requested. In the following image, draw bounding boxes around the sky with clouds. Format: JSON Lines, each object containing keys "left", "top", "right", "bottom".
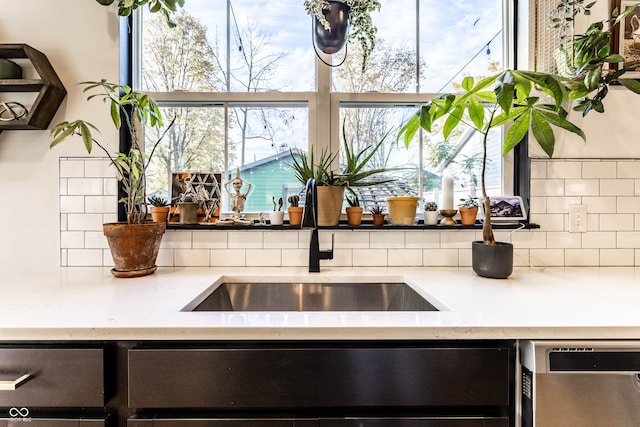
{"left": 173, "top": 0, "right": 503, "bottom": 92}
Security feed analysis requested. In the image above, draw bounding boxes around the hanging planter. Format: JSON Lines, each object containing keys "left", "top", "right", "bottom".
{"left": 305, "top": 0, "right": 381, "bottom": 72}
{"left": 313, "top": 1, "right": 350, "bottom": 54}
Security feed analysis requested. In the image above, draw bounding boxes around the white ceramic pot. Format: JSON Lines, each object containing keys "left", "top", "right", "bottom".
{"left": 269, "top": 211, "right": 285, "bottom": 225}
{"left": 424, "top": 210, "right": 439, "bottom": 225}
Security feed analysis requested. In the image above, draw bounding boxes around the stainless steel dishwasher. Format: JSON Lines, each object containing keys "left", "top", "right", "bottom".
{"left": 521, "top": 340, "right": 640, "bottom": 427}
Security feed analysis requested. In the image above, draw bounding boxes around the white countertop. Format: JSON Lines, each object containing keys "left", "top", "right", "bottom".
{"left": 2, "top": 266, "right": 640, "bottom": 341}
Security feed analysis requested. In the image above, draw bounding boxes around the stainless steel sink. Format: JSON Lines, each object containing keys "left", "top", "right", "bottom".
{"left": 185, "top": 281, "right": 438, "bottom": 312}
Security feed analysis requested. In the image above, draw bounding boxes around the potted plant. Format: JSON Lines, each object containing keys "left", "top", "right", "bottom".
{"left": 368, "top": 205, "right": 385, "bottom": 226}
{"left": 148, "top": 195, "right": 170, "bottom": 223}
{"left": 550, "top": 2, "right": 640, "bottom": 114}
{"left": 399, "top": 48, "right": 640, "bottom": 277}
{"left": 288, "top": 126, "right": 397, "bottom": 226}
{"left": 398, "top": 70, "right": 584, "bottom": 277}
{"left": 345, "top": 192, "right": 363, "bottom": 226}
{"left": 287, "top": 194, "right": 303, "bottom": 226}
{"left": 458, "top": 197, "right": 479, "bottom": 226}
{"left": 424, "top": 201, "right": 438, "bottom": 226}
{"left": 270, "top": 196, "right": 285, "bottom": 226}
{"left": 304, "top": 0, "right": 381, "bottom": 72}
{"left": 386, "top": 195, "right": 420, "bottom": 225}
{"left": 50, "top": 80, "right": 175, "bottom": 278}
{"left": 289, "top": 145, "right": 344, "bottom": 226}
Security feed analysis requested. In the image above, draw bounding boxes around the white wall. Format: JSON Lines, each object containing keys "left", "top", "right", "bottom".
{"left": 0, "top": 0, "right": 119, "bottom": 273}
{"left": 2, "top": 1, "right": 640, "bottom": 273}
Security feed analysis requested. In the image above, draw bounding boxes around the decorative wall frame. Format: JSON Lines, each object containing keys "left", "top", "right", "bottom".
{"left": 170, "top": 172, "right": 222, "bottom": 222}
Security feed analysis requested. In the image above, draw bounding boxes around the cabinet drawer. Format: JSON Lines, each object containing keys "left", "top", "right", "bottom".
{"left": 0, "top": 348, "right": 104, "bottom": 407}
{"left": 128, "top": 419, "right": 317, "bottom": 427}
{"left": 321, "top": 418, "right": 509, "bottom": 427}
{"left": 129, "top": 345, "right": 509, "bottom": 408}
{"left": 0, "top": 418, "right": 106, "bottom": 426}
{"left": 127, "top": 418, "right": 508, "bottom": 427}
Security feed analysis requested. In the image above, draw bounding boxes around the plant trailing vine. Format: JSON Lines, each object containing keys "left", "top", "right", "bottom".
{"left": 94, "top": 0, "right": 185, "bottom": 27}
{"left": 304, "top": 0, "right": 381, "bottom": 72}
{"left": 549, "top": 0, "right": 596, "bottom": 43}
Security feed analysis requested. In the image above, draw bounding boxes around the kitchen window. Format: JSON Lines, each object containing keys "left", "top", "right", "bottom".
{"left": 132, "top": 0, "right": 514, "bottom": 216}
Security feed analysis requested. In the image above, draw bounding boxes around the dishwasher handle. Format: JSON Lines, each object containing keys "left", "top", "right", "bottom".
{"left": 550, "top": 351, "right": 640, "bottom": 373}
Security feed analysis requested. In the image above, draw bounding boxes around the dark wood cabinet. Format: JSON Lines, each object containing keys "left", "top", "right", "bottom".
{"left": 127, "top": 418, "right": 508, "bottom": 427}
{"left": 129, "top": 345, "right": 510, "bottom": 409}
{"left": 0, "top": 340, "right": 515, "bottom": 427}
{"left": 128, "top": 419, "right": 317, "bottom": 426}
{"left": 127, "top": 341, "right": 515, "bottom": 427}
{"left": 0, "top": 346, "right": 108, "bottom": 425}
{"left": 0, "top": 419, "right": 105, "bottom": 426}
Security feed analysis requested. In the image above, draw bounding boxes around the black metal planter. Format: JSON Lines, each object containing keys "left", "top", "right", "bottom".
{"left": 471, "top": 241, "right": 514, "bottom": 279}
{"left": 313, "top": 1, "right": 350, "bottom": 54}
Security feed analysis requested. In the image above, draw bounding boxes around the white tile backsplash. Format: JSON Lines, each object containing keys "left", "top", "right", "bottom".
{"left": 59, "top": 157, "right": 640, "bottom": 268}
{"left": 582, "top": 161, "right": 617, "bottom": 178}
{"left": 353, "top": 249, "right": 388, "bottom": 267}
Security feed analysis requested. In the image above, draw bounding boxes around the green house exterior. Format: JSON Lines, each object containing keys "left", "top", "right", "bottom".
{"left": 233, "top": 150, "right": 305, "bottom": 213}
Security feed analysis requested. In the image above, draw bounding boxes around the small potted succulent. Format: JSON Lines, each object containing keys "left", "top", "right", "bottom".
{"left": 368, "top": 205, "right": 385, "bottom": 226}
{"left": 270, "top": 196, "right": 284, "bottom": 226}
{"left": 458, "top": 197, "right": 479, "bottom": 226}
{"left": 424, "top": 201, "right": 439, "bottom": 226}
{"left": 287, "top": 194, "right": 303, "bottom": 226}
{"left": 304, "top": 0, "right": 381, "bottom": 72}
{"left": 345, "top": 192, "right": 363, "bottom": 226}
{"left": 148, "top": 195, "right": 170, "bottom": 223}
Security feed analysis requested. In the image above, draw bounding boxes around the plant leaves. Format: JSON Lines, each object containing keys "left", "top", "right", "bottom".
{"left": 467, "top": 97, "right": 485, "bottom": 130}
{"left": 618, "top": 78, "right": 640, "bottom": 94}
{"left": 530, "top": 110, "right": 556, "bottom": 157}
{"left": 502, "top": 113, "right": 530, "bottom": 155}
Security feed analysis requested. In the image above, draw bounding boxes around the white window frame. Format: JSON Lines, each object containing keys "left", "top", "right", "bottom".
{"left": 131, "top": 0, "right": 519, "bottom": 214}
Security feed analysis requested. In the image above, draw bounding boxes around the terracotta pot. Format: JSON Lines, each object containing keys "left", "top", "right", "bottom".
{"left": 346, "top": 206, "right": 363, "bottom": 226}
{"left": 372, "top": 213, "right": 385, "bottom": 226}
{"left": 317, "top": 186, "right": 344, "bottom": 226}
{"left": 459, "top": 206, "right": 479, "bottom": 225}
{"left": 287, "top": 206, "right": 303, "bottom": 226}
{"left": 387, "top": 197, "right": 419, "bottom": 225}
{"left": 150, "top": 206, "right": 170, "bottom": 223}
{"left": 103, "top": 222, "right": 166, "bottom": 278}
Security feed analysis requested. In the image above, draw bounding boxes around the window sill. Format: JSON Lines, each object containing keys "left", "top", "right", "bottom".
{"left": 166, "top": 222, "right": 539, "bottom": 231}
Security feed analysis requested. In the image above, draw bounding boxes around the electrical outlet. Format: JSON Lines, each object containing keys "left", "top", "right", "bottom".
{"left": 569, "top": 204, "right": 587, "bottom": 233}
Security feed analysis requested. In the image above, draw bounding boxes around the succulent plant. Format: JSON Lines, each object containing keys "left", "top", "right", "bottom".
{"left": 148, "top": 195, "right": 169, "bottom": 207}
{"left": 425, "top": 201, "right": 438, "bottom": 211}
{"left": 346, "top": 193, "right": 360, "bottom": 207}
{"left": 460, "top": 197, "right": 479, "bottom": 209}
{"left": 368, "top": 205, "right": 384, "bottom": 215}
{"left": 287, "top": 194, "right": 300, "bottom": 208}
